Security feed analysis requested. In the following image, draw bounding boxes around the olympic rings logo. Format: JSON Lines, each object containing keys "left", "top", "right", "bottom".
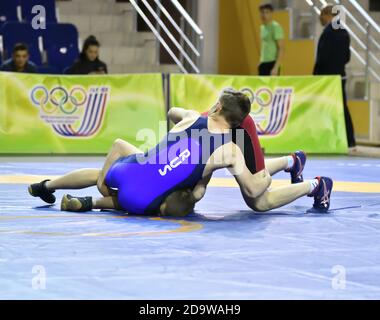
{"left": 30, "top": 86, "right": 88, "bottom": 115}
{"left": 240, "top": 87, "right": 273, "bottom": 115}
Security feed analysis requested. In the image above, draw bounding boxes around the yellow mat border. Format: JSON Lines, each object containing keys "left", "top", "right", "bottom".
{"left": 1, "top": 175, "right": 380, "bottom": 193}
{"left": 0, "top": 215, "right": 203, "bottom": 237}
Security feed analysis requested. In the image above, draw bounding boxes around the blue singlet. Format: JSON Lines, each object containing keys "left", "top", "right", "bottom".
{"left": 105, "top": 116, "right": 232, "bottom": 214}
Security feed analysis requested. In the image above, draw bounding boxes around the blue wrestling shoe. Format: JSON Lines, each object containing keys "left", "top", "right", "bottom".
{"left": 285, "top": 151, "right": 307, "bottom": 184}
{"left": 307, "top": 177, "right": 333, "bottom": 213}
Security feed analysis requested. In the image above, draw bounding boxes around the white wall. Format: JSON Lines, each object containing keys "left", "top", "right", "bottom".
{"left": 197, "top": 0, "right": 219, "bottom": 74}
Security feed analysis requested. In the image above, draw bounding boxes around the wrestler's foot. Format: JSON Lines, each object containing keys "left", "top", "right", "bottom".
{"left": 285, "top": 151, "right": 307, "bottom": 184}
{"left": 307, "top": 177, "right": 333, "bottom": 213}
{"left": 61, "top": 194, "right": 93, "bottom": 212}
{"left": 28, "top": 179, "right": 56, "bottom": 204}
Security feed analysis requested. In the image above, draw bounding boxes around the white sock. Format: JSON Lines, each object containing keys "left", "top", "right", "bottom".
{"left": 286, "top": 155, "right": 294, "bottom": 170}
{"left": 308, "top": 179, "right": 319, "bottom": 194}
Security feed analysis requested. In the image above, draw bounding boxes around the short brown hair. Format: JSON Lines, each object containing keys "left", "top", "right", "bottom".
{"left": 160, "top": 189, "right": 195, "bottom": 217}
{"left": 321, "top": 4, "right": 338, "bottom": 16}
{"left": 219, "top": 88, "right": 251, "bottom": 128}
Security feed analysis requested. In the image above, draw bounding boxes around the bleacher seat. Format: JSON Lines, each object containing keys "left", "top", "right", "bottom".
{"left": 46, "top": 45, "right": 78, "bottom": 73}
{"left": 43, "top": 23, "right": 79, "bottom": 72}
{"left": 20, "top": 0, "right": 57, "bottom": 23}
{"left": 38, "top": 65, "right": 60, "bottom": 74}
{"left": 0, "top": 22, "right": 42, "bottom": 65}
{"left": 0, "top": 2, "right": 80, "bottom": 73}
{"left": 0, "top": 1, "right": 20, "bottom": 27}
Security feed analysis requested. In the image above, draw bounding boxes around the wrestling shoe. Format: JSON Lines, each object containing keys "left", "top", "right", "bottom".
{"left": 285, "top": 151, "right": 307, "bottom": 184}
{"left": 307, "top": 177, "right": 333, "bottom": 213}
{"left": 28, "top": 179, "right": 56, "bottom": 204}
{"left": 61, "top": 194, "right": 93, "bottom": 212}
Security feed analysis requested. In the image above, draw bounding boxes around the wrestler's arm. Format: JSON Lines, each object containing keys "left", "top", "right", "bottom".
{"left": 228, "top": 144, "right": 272, "bottom": 199}
{"left": 168, "top": 107, "right": 200, "bottom": 124}
{"left": 192, "top": 174, "right": 212, "bottom": 202}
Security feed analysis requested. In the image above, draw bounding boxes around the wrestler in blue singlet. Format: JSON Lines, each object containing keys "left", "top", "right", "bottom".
{"left": 105, "top": 116, "right": 232, "bottom": 215}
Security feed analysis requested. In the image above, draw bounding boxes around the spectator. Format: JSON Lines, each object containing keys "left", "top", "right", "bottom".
{"left": 0, "top": 43, "right": 37, "bottom": 73}
{"left": 258, "top": 3, "right": 285, "bottom": 76}
{"left": 66, "top": 35, "right": 108, "bottom": 75}
{"left": 313, "top": 4, "right": 356, "bottom": 148}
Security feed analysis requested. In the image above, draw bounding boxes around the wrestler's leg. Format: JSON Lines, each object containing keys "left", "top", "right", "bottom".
{"left": 232, "top": 113, "right": 306, "bottom": 180}
{"left": 29, "top": 169, "right": 100, "bottom": 204}
{"left": 238, "top": 114, "right": 294, "bottom": 177}
{"left": 265, "top": 157, "right": 291, "bottom": 176}
{"left": 244, "top": 180, "right": 318, "bottom": 212}
{"left": 36, "top": 138, "right": 142, "bottom": 195}
{"left": 92, "top": 196, "right": 121, "bottom": 210}
{"left": 45, "top": 169, "right": 100, "bottom": 191}
{"left": 97, "top": 138, "right": 142, "bottom": 197}
{"left": 29, "top": 138, "right": 141, "bottom": 203}
{"left": 61, "top": 194, "right": 121, "bottom": 211}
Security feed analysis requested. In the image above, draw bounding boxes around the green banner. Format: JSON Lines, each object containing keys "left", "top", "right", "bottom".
{"left": 170, "top": 74, "right": 348, "bottom": 154}
{"left": 0, "top": 72, "right": 167, "bottom": 154}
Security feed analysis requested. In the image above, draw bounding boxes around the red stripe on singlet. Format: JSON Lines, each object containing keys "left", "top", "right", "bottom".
{"left": 201, "top": 112, "right": 265, "bottom": 173}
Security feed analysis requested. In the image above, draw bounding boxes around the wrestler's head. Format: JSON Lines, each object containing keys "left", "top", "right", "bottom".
{"left": 208, "top": 88, "right": 251, "bottom": 128}
{"left": 159, "top": 189, "right": 195, "bottom": 217}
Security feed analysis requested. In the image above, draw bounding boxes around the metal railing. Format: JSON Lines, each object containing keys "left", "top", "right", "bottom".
{"left": 303, "top": 0, "right": 380, "bottom": 99}
{"left": 129, "top": 0, "right": 204, "bottom": 74}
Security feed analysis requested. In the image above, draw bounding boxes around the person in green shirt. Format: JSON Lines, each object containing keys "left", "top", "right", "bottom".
{"left": 258, "top": 3, "right": 285, "bottom": 76}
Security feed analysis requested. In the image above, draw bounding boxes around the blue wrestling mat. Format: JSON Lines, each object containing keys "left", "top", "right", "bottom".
{"left": 0, "top": 156, "right": 380, "bottom": 299}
